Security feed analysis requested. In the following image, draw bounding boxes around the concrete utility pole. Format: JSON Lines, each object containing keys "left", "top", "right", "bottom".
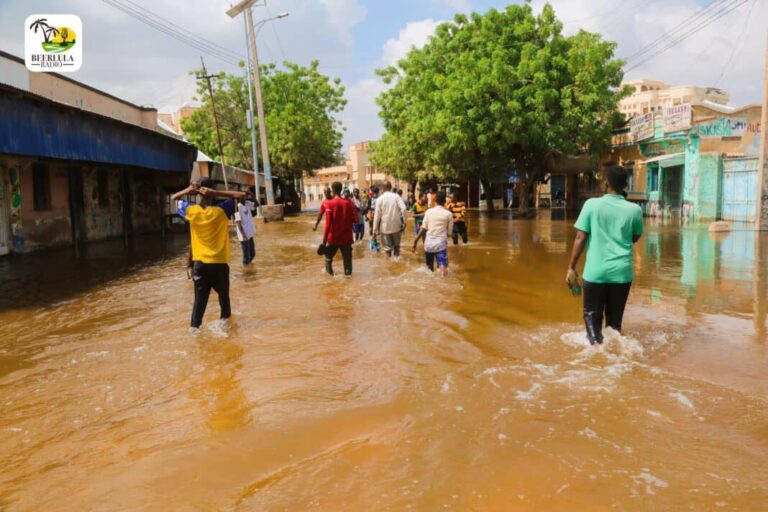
{"left": 242, "top": 13, "right": 260, "bottom": 200}
{"left": 756, "top": 33, "right": 768, "bottom": 231}
{"left": 197, "top": 57, "right": 229, "bottom": 191}
{"left": 226, "top": 0, "right": 288, "bottom": 220}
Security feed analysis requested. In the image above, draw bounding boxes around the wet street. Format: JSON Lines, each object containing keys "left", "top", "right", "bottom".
{"left": 1, "top": 213, "right": 767, "bottom": 511}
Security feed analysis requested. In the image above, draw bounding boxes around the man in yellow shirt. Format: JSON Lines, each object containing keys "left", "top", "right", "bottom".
{"left": 172, "top": 178, "right": 246, "bottom": 329}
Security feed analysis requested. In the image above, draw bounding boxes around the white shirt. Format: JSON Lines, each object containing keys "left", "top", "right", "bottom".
{"left": 234, "top": 200, "right": 255, "bottom": 241}
{"left": 373, "top": 191, "right": 407, "bottom": 234}
{"left": 421, "top": 205, "right": 453, "bottom": 239}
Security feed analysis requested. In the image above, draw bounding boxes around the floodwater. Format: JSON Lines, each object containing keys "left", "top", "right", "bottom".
{"left": 1, "top": 212, "right": 767, "bottom": 511}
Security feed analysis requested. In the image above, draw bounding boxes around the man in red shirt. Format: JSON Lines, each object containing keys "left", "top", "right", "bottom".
{"left": 322, "top": 181, "right": 358, "bottom": 276}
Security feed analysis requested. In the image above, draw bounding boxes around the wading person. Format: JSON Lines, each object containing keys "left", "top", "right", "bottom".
{"left": 373, "top": 182, "right": 407, "bottom": 259}
{"left": 351, "top": 188, "right": 367, "bottom": 242}
{"left": 172, "top": 178, "right": 246, "bottom": 329}
{"left": 413, "top": 191, "right": 453, "bottom": 277}
{"left": 322, "top": 181, "right": 358, "bottom": 276}
{"left": 427, "top": 187, "right": 437, "bottom": 208}
{"left": 235, "top": 192, "right": 256, "bottom": 265}
{"left": 566, "top": 165, "right": 643, "bottom": 345}
{"left": 449, "top": 192, "right": 468, "bottom": 245}
{"left": 366, "top": 186, "right": 379, "bottom": 236}
{"left": 411, "top": 193, "right": 428, "bottom": 236}
{"left": 313, "top": 187, "right": 333, "bottom": 232}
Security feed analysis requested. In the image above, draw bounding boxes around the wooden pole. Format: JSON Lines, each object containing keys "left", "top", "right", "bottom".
{"left": 197, "top": 57, "right": 229, "bottom": 191}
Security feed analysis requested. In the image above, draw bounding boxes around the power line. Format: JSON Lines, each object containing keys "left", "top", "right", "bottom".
{"left": 120, "top": 0, "right": 242, "bottom": 58}
{"left": 102, "top": 0, "right": 241, "bottom": 64}
{"left": 624, "top": 0, "right": 748, "bottom": 72}
{"left": 263, "top": 1, "right": 288, "bottom": 64}
{"left": 624, "top": 0, "right": 737, "bottom": 62}
{"left": 100, "top": 0, "right": 243, "bottom": 67}
{"left": 715, "top": 0, "right": 757, "bottom": 86}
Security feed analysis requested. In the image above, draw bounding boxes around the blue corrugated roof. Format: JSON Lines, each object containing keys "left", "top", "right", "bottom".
{"left": 0, "top": 83, "right": 196, "bottom": 172}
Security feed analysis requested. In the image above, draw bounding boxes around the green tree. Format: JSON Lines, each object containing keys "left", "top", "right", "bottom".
{"left": 182, "top": 60, "right": 346, "bottom": 185}
{"left": 369, "top": 132, "right": 425, "bottom": 193}
{"left": 376, "top": 2, "right": 627, "bottom": 213}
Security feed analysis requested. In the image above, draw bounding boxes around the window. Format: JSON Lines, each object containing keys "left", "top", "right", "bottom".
{"left": 649, "top": 166, "right": 660, "bottom": 192}
{"left": 33, "top": 164, "right": 51, "bottom": 211}
{"left": 97, "top": 169, "right": 109, "bottom": 206}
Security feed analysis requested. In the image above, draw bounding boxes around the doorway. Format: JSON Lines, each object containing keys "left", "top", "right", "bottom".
{"left": 662, "top": 165, "right": 683, "bottom": 217}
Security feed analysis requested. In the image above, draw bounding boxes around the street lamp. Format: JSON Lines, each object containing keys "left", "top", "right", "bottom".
{"left": 227, "top": 1, "right": 288, "bottom": 218}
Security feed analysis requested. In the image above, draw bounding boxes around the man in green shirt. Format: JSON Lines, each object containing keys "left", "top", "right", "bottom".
{"left": 567, "top": 165, "right": 643, "bottom": 345}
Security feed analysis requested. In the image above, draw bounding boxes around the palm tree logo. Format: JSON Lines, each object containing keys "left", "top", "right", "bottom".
{"left": 29, "top": 18, "right": 76, "bottom": 53}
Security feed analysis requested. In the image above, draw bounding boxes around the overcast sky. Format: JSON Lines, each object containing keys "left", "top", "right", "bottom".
{"left": 1, "top": 0, "right": 765, "bottom": 149}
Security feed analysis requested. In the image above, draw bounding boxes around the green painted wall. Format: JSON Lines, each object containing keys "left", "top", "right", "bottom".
{"left": 682, "top": 135, "right": 721, "bottom": 221}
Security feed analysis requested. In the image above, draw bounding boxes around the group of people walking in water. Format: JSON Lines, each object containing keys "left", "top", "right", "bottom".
{"left": 173, "top": 165, "right": 642, "bottom": 349}
{"left": 313, "top": 181, "right": 468, "bottom": 277}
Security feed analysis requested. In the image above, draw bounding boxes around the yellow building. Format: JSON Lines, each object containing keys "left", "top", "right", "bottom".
{"left": 302, "top": 141, "right": 404, "bottom": 207}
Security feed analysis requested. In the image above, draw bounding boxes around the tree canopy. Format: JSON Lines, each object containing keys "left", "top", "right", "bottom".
{"left": 374, "top": 2, "right": 628, "bottom": 211}
{"left": 182, "top": 60, "right": 346, "bottom": 182}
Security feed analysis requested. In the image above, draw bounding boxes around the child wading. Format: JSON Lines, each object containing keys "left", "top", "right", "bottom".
{"left": 172, "top": 178, "right": 246, "bottom": 329}
{"left": 566, "top": 165, "right": 643, "bottom": 345}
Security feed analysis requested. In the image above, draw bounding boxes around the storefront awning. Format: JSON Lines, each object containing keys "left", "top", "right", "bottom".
{"left": 639, "top": 152, "right": 684, "bottom": 166}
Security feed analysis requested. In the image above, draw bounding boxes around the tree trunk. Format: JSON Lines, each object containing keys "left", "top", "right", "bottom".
{"left": 518, "top": 180, "right": 529, "bottom": 214}
{"left": 481, "top": 178, "right": 495, "bottom": 213}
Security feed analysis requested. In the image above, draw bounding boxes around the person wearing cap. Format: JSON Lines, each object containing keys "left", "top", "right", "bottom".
{"left": 172, "top": 178, "right": 246, "bottom": 329}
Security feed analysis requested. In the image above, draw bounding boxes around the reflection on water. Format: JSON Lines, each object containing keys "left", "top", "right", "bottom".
{"left": 0, "top": 213, "right": 766, "bottom": 511}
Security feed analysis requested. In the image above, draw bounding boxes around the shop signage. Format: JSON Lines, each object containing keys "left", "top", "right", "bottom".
{"left": 663, "top": 103, "right": 691, "bottom": 133}
{"left": 630, "top": 113, "right": 654, "bottom": 142}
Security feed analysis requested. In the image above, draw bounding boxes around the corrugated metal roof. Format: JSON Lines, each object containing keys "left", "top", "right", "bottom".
{"left": 0, "top": 83, "right": 196, "bottom": 172}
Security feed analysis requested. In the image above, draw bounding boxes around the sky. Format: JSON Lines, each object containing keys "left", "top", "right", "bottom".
{"left": 0, "top": 0, "right": 765, "bottom": 150}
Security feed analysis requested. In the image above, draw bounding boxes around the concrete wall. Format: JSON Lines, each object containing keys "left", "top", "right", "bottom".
{"left": 683, "top": 146, "right": 722, "bottom": 221}
{"left": 28, "top": 72, "right": 157, "bottom": 130}
{"left": 82, "top": 167, "right": 123, "bottom": 240}
{"left": 0, "top": 56, "right": 29, "bottom": 90}
{"left": 130, "top": 172, "right": 161, "bottom": 234}
{"left": 693, "top": 105, "right": 762, "bottom": 156}
{"left": 17, "top": 162, "right": 72, "bottom": 251}
{"left": 0, "top": 156, "right": 189, "bottom": 253}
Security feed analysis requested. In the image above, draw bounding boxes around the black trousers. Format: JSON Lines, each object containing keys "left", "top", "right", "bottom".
{"left": 325, "top": 244, "right": 353, "bottom": 276}
{"left": 191, "top": 261, "right": 231, "bottom": 328}
{"left": 582, "top": 280, "right": 632, "bottom": 344}
{"left": 452, "top": 221, "right": 468, "bottom": 244}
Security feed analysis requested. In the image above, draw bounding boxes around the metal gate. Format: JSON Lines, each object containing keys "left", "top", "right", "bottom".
{"left": 721, "top": 157, "right": 758, "bottom": 223}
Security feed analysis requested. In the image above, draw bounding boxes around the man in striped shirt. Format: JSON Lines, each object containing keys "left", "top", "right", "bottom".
{"left": 449, "top": 192, "right": 468, "bottom": 245}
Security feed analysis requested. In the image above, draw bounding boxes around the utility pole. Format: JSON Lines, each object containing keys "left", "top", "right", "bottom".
{"left": 245, "top": 7, "right": 277, "bottom": 209}
{"left": 196, "top": 57, "right": 229, "bottom": 191}
{"left": 756, "top": 33, "right": 768, "bottom": 231}
{"left": 242, "top": 13, "right": 260, "bottom": 202}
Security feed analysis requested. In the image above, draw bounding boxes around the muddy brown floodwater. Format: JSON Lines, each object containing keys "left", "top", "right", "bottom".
{"left": 1, "top": 212, "right": 767, "bottom": 511}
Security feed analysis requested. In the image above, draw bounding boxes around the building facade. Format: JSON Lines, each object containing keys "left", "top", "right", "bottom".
{"left": 599, "top": 102, "right": 762, "bottom": 223}
{"left": 302, "top": 141, "right": 404, "bottom": 208}
{"left": 158, "top": 104, "right": 197, "bottom": 137}
{"left": 0, "top": 52, "right": 196, "bottom": 255}
{"left": 618, "top": 79, "right": 730, "bottom": 118}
